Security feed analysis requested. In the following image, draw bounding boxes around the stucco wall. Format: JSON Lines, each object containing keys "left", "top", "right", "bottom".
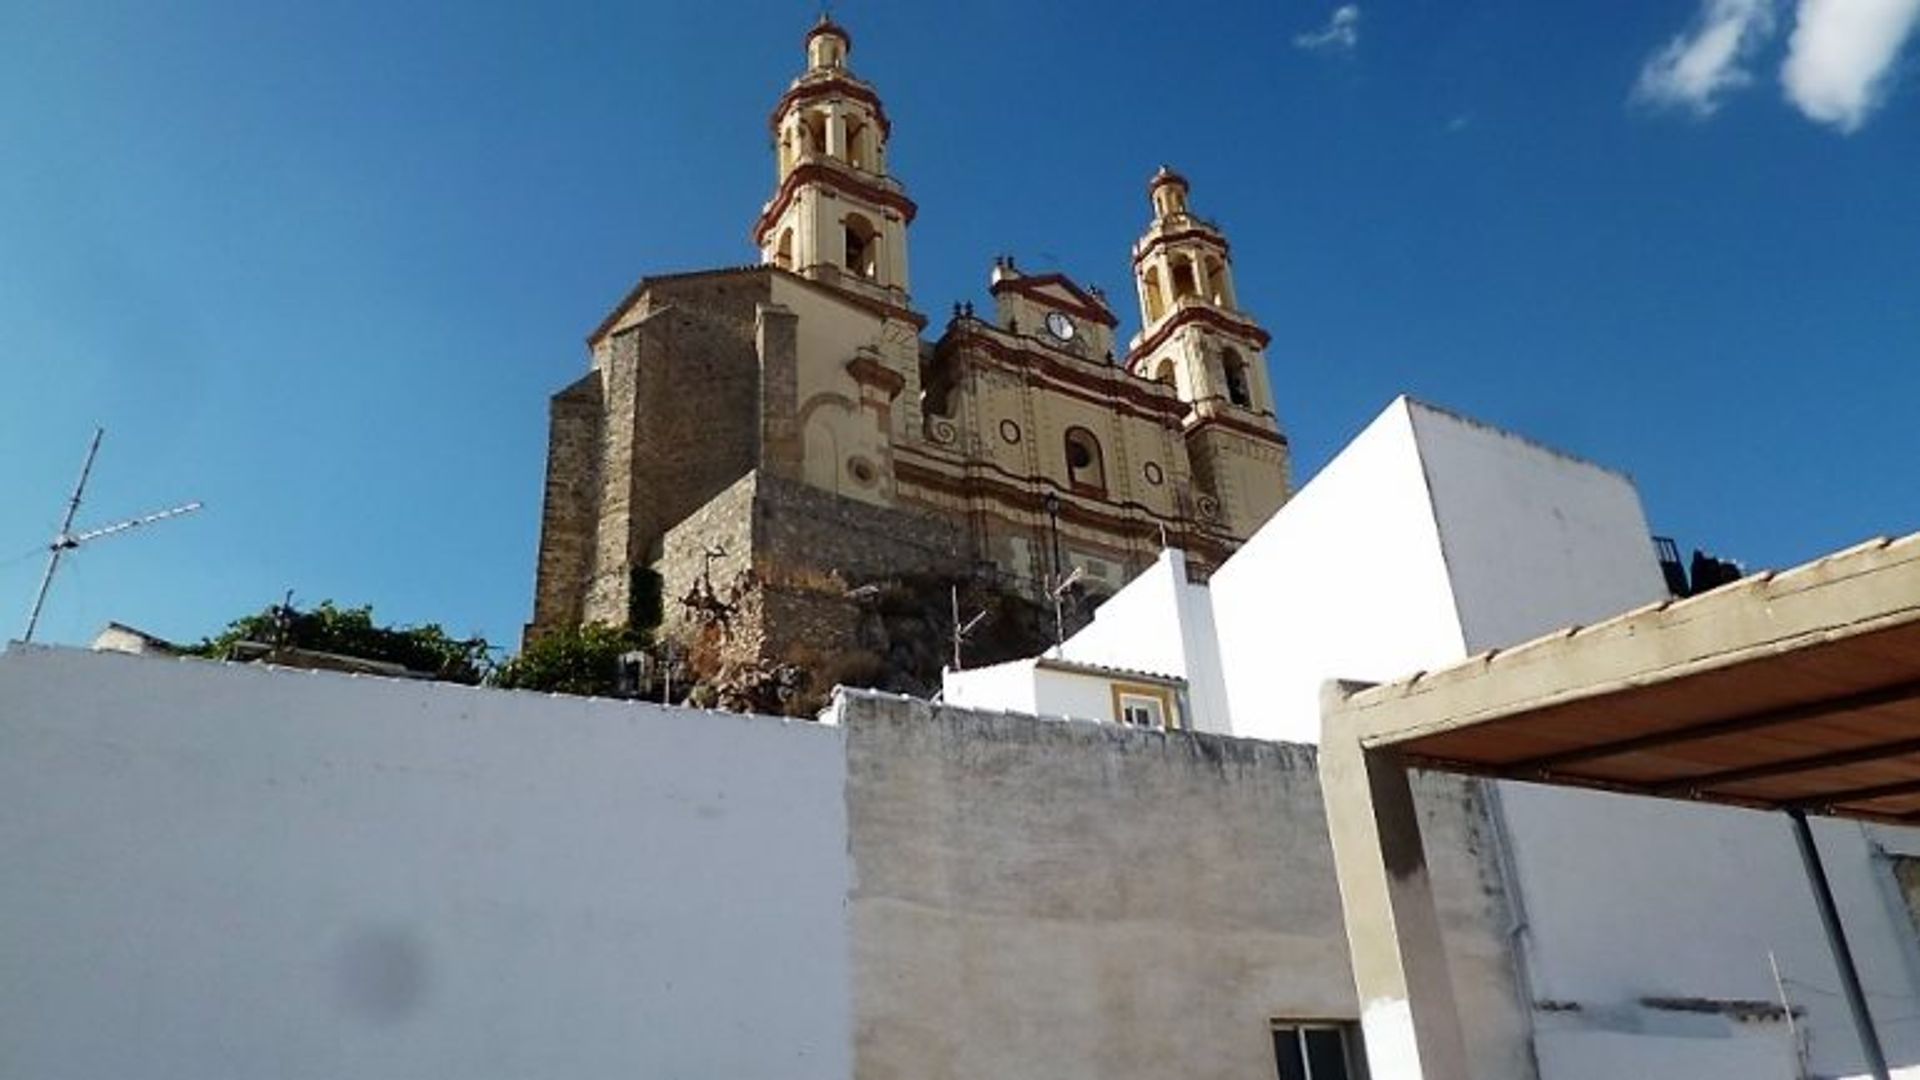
{"left": 1059, "top": 547, "right": 1232, "bottom": 734}
{"left": 1408, "top": 403, "right": 1669, "bottom": 650}
{"left": 834, "top": 692, "right": 1536, "bottom": 1080}
{"left": 1212, "top": 397, "right": 1466, "bottom": 742}
{"left": 1502, "top": 783, "right": 1920, "bottom": 1080}
{"left": 0, "top": 645, "right": 853, "bottom": 1080}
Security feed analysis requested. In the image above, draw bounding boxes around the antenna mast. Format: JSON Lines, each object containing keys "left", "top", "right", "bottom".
{"left": 21, "top": 428, "right": 203, "bottom": 643}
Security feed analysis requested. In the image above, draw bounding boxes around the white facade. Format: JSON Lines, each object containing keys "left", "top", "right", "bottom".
{"left": 942, "top": 653, "right": 1185, "bottom": 730}
{"left": 7, "top": 642, "right": 1523, "bottom": 1080}
{"left": 983, "top": 394, "right": 1920, "bottom": 1079}
{"left": 0, "top": 645, "right": 853, "bottom": 1080}
{"left": 1053, "top": 546, "right": 1232, "bottom": 734}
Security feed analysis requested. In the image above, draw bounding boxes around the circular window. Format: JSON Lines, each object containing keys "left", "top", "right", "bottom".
{"left": 999, "top": 419, "right": 1022, "bottom": 444}
{"left": 847, "top": 456, "right": 877, "bottom": 486}
{"left": 1143, "top": 462, "right": 1164, "bottom": 486}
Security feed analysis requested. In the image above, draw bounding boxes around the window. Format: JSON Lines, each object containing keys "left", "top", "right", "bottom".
{"left": 1063, "top": 427, "right": 1105, "bottom": 494}
{"left": 773, "top": 228, "right": 795, "bottom": 270}
{"left": 844, "top": 214, "right": 880, "bottom": 281}
{"left": 1272, "top": 1023, "right": 1364, "bottom": 1080}
{"left": 1222, "top": 348, "right": 1253, "bottom": 408}
{"left": 1205, "top": 254, "right": 1235, "bottom": 307}
{"left": 1170, "top": 255, "right": 1199, "bottom": 300}
{"left": 1111, "top": 683, "right": 1175, "bottom": 731}
{"left": 1118, "top": 694, "right": 1164, "bottom": 730}
{"left": 1143, "top": 266, "right": 1167, "bottom": 322}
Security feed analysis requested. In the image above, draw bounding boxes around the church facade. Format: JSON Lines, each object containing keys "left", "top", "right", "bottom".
{"left": 527, "top": 19, "right": 1292, "bottom": 659}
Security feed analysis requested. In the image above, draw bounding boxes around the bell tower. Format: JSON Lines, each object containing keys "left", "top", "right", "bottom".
{"left": 1126, "top": 167, "right": 1290, "bottom": 540}
{"left": 1127, "top": 168, "right": 1275, "bottom": 417}
{"left": 752, "top": 17, "right": 916, "bottom": 309}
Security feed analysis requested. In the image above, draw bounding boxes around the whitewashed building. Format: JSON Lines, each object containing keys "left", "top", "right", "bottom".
{"left": 982, "top": 395, "right": 1920, "bottom": 1080}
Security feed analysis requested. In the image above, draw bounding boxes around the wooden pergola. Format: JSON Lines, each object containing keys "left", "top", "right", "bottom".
{"left": 1321, "top": 533, "right": 1920, "bottom": 1080}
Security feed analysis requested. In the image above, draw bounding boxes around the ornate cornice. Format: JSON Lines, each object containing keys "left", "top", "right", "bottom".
{"left": 1131, "top": 226, "right": 1230, "bottom": 267}
{"left": 988, "top": 272, "right": 1119, "bottom": 328}
{"left": 846, "top": 353, "right": 906, "bottom": 399}
{"left": 769, "top": 77, "right": 892, "bottom": 139}
{"left": 938, "top": 324, "right": 1187, "bottom": 421}
{"left": 1185, "top": 412, "right": 1290, "bottom": 448}
{"left": 1127, "top": 304, "right": 1272, "bottom": 362}
{"left": 751, "top": 161, "right": 917, "bottom": 247}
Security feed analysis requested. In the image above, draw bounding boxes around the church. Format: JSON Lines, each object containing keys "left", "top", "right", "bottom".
{"left": 527, "top": 17, "right": 1292, "bottom": 665}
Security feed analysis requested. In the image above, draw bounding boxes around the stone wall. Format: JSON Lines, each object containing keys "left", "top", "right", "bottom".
{"left": 534, "top": 269, "right": 774, "bottom": 632}
{"left": 652, "top": 470, "right": 982, "bottom": 704}
{"left": 835, "top": 691, "right": 1537, "bottom": 1080}
{"left": 527, "top": 372, "right": 603, "bottom": 639}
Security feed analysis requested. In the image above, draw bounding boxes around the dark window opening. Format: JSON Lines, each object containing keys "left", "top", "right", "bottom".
{"left": 1222, "top": 349, "right": 1253, "bottom": 408}
{"left": 1272, "top": 1023, "right": 1363, "bottom": 1080}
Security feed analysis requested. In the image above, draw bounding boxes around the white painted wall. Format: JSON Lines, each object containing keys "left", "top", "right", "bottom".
{"left": 943, "top": 656, "right": 1169, "bottom": 727}
{"left": 941, "top": 656, "right": 1040, "bottom": 715}
{"left": 1408, "top": 403, "right": 1670, "bottom": 651}
{"left": 1499, "top": 769, "right": 1920, "bottom": 1080}
{"left": 0, "top": 645, "right": 853, "bottom": 1080}
{"left": 1060, "top": 547, "right": 1232, "bottom": 734}
{"left": 1212, "top": 397, "right": 1467, "bottom": 742}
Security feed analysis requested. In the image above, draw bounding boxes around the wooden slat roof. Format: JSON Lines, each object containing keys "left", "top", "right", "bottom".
{"left": 1324, "top": 533, "right": 1920, "bottom": 825}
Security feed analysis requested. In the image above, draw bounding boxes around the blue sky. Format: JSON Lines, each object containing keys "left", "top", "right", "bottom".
{"left": 3, "top": 0, "right": 1917, "bottom": 651}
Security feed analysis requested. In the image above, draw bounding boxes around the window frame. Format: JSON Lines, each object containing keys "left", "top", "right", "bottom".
{"left": 1271, "top": 1020, "right": 1367, "bottom": 1080}
{"left": 1109, "top": 682, "right": 1177, "bottom": 731}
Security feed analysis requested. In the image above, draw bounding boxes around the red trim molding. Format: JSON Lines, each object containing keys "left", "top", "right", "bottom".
{"left": 1187, "top": 412, "right": 1290, "bottom": 447}
{"left": 1132, "top": 227, "right": 1229, "bottom": 268}
{"left": 1127, "top": 305, "right": 1272, "bottom": 361}
{"left": 752, "top": 162, "right": 918, "bottom": 246}
{"left": 988, "top": 272, "right": 1118, "bottom": 328}
{"left": 939, "top": 326, "right": 1188, "bottom": 420}
{"left": 892, "top": 456, "right": 1237, "bottom": 561}
{"left": 769, "top": 78, "right": 893, "bottom": 139}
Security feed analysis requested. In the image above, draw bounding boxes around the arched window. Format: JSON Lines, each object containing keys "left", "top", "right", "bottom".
{"left": 1154, "top": 359, "right": 1178, "bottom": 389}
{"left": 802, "top": 111, "right": 828, "bottom": 156}
{"left": 774, "top": 228, "right": 795, "bottom": 270}
{"left": 847, "top": 121, "right": 871, "bottom": 170}
{"left": 1064, "top": 427, "right": 1106, "bottom": 495}
{"left": 1222, "top": 349, "right": 1253, "bottom": 408}
{"left": 843, "top": 214, "right": 881, "bottom": 281}
{"left": 1143, "top": 266, "right": 1166, "bottom": 323}
{"left": 1170, "top": 255, "right": 1198, "bottom": 300}
{"left": 1204, "top": 255, "right": 1234, "bottom": 308}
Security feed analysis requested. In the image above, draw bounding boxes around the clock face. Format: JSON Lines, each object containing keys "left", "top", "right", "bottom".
{"left": 1045, "top": 311, "right": 1076, "bottom": 342}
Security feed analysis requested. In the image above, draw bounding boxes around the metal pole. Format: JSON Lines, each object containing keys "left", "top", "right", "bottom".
{"left": 23, "top": 427, "right": 104, "bottom": 643}
{"left": 1787, "top": 808, "right": 1891, "bottom": 1080}
{"left": 1043, "top": 492, "right": 1062, "bottom": 584}
{"left": 950, "top": 586, "right": 962, "bottom": 670}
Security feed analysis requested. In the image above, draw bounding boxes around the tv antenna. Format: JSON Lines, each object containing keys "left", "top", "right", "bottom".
{"left": 949, "top": 584, "right": 989, "bottom": 670}
{"left": 1048, "top": 565, "right": 1085, "bottom": 653}
{"left": 21, "top": 427, "right": 203, "bottom": 643}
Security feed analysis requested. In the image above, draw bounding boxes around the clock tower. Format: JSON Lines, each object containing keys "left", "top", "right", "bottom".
{"left": 752, "top": 17, "right": 915, "bottom": 310}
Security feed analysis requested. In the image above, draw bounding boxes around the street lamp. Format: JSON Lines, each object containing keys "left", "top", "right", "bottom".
{"left": 1042, "top": 491, "right": 1063, "bottom": 584}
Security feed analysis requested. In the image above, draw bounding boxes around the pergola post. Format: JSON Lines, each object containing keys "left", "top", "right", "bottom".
{"left": 1322, "top": 683, "right": 1471, "bottom": 1080}
{"left": 1787, "top": 808, "right": 1891, "bottom": 1080}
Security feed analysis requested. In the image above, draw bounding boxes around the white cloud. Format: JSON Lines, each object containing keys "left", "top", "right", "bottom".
{"left": 1781, "top": 0, "right": 1920, "bottom": 131}
{"left": 1634, "top": 0, "right": 1779, "bottom": 115}
{"left": 1296, "top": 5, "right": 1361, "bottom": 52}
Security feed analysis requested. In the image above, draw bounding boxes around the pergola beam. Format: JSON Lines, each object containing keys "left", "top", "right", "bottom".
{"left": 1507, "top": 677, "right": 1920, "bottom": 774}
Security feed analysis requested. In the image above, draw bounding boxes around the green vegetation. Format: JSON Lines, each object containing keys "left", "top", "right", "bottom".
{"left": 492, "top": 622, "right": 648, "bottom": 696}
{"left": 188, "top": 600, "right": 493, "bottom": 684}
